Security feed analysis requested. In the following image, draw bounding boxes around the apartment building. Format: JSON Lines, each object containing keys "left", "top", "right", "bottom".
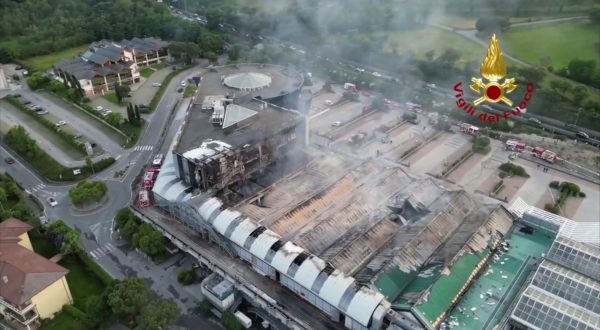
{"left": 0, "top": 218, "right": 73, "bottom": 330}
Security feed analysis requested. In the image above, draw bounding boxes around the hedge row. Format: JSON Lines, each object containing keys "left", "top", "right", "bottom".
{"left": 499, "top": 162, "right": 530, "bottom": 177}
{"left": 63, "top": 305, "right": 94, "bottom": 326}
{"left": 76, "top": 249, "right": 114, "bottom": 286}
{"left": 6, "top": 96, "right": 86, "bottom": 154}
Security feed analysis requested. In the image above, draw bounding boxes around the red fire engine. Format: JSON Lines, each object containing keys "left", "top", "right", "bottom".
{"left": 138, "top": 189, "right": 153, "bottom": 207}
{"left": 459, "top": 123, "right": 479, "bottom": 135}
{"left": 505, "top": 140, "right": 526, "bottom": 152}
{"left": 143, "top": 169, "right": 159, "bottom": 189}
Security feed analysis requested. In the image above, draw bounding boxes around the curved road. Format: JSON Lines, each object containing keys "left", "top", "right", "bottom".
{"left": 1, "top": 65, "right": 218, "bottom": 327}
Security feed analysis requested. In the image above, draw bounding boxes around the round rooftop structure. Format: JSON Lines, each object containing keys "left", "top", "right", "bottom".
{"left": 223, "top": 72, "right": 272, "bottom": 91}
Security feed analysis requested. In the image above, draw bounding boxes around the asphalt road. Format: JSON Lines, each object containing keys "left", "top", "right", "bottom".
{"left": 2, "top": 65, "right": 217, "bottom": 328}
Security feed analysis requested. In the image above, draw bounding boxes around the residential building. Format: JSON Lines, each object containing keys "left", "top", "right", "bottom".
{"left": 0, "top": 218, "right": 73, "bottom": 330}
{"left": 53, "top": 37, "right": 169, "bottom": 96}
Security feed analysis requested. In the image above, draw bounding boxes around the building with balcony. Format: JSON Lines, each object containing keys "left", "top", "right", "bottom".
{"left": 53, "top": 37, "right": 169, "bottom": 97}
{"left": 0, "top": 218, "right": 73, "bottom": 330}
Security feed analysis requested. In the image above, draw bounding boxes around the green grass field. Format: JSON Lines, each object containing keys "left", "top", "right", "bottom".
{"left": 23, "top": 45, "right": 89, "bottom": 72}
{"left": 502, "top": 22, "right": 599, "bottom": 71}
{"left": 103, "top": 92, "right": 120, "bottom": 105}
{"left": 382, "top": 28, "right": 489, "bottom": 65}
{"left": 183, "top": 85, "right": 197, "bottom": 98}
{"left": 140, "top": 67, "right": 155, "bottom": 78}
{"left": 60, "top": 255, "right": 106, "bottom": 310}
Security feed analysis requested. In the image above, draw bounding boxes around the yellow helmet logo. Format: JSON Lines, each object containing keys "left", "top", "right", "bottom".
{"left": 470, "top": 34, "right": 517, "bottom": 106}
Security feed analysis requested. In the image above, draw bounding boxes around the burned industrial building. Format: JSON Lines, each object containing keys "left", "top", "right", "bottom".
{"left": 141, "top": 63, "right": 598, "bottom": 330}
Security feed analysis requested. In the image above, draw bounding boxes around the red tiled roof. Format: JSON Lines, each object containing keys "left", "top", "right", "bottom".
{"left": 0, "top": 218, "right": 68, "bottom": 306}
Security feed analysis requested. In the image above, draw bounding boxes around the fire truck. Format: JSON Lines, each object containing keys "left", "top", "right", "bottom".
{"left": 137, "top": 189, "right": 153, "bottom": 207}
{"left": 344, "top": 82, "right": 358, "bottom": 92}
{"left": 532, "top": 147, "right": 557, "bottom": 163}
{"left": 347, "top": 131, "right": 368, "bottom": 145}
{"left": 459, "top": 123, "right": 479, "bottom": 135}
{"left": 505, "top": 140, "right": 526, "bottom": 152}
{"left": 152, "top": 154, "right": 164, "bottom": 168}
{"left": 143, "top": 169, "right": 159, "bottom": 189}
{"left": 405, "top": 102, "right": 422, "bottom": 112}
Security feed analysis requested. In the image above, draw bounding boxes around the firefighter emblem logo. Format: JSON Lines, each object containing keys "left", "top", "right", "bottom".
{"left": 470, "top": 34, "right": 516, "bottom": 106}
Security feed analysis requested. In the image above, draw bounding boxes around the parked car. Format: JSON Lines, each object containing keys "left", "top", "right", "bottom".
{"left": 95, "top": 106, "right": 104, "bottom": 111}
{"left": 331, "top": 121, "right": 342, "bottom": 127}
{"left": 36, "top": 110, "right": 49, "bottom": 115}
{"left": 372, "top": 72, "right": 382, "bottom": 77}
{"left": 576, "top": 131, "right": 589, "bottom": 139}
{"left": 46, "top": 197, "right": 58, "bottom": 207}
{"left": 152, "top": 82, "right": 162, "bottom": 87}
{"left": 325, "top": 100, "right": 333, "bottom": 106}
{"left": 177, "top": 87, "right": 184, "bottom": 93}
{"left": 180, "top": 80, "right": 187, "bottom": 87}
{"left": 23, "top": 100, "right": 32, "bottom": 105}
{"left": 55, "top": 120, "right": 67, "bottom": 127}
{"left": 101, "top": 110, "right": 112, "bottom": 117}
{"left": 528, "top": 117, "right": 542, "bottom": 125}
{"left": 4, "top": 157, "right": 15, "bottom": 165}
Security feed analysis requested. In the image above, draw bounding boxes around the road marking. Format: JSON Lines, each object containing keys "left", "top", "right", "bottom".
{"left": 134, "top": 145, "right": 154, "bottom": 151}
{"left": 30, "top": 183, "right": 46, "bottom": 192}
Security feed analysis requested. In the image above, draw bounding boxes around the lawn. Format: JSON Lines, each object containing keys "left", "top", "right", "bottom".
{"left": 59, "top": 255, "right": 106, "bottom": 310}
{"left": 103, "top": 92, "right": 121, "bottom": 105}
{"left": 23, "top": 45, "right": 89, "bottom": 72}
{"left": 40, "top": 310, "right": 90, "bottom": 330}
{"left": 184, "top": 84, "right": 197, "bottom": 98}
{"left": 502, "top": 22, "right": 600, "bottom": 71}
{"left": 382, "top": 28, "right": 488, "bottom": 65}
{"left": 30, "top": 234, "right": 59, "bottom": 259}
{"left": 140, "top": 67, "right": 155, "bottom": 78}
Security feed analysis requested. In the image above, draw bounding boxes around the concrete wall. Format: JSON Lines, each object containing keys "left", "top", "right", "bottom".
{"left": 30, "top": 277, "right": 72, "bottom": 319}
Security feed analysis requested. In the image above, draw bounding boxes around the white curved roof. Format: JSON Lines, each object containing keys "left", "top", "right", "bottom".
{"left": 230, "top": 218, "right": 258, "bottom": 247}
{"left": 198, "top": 198, "right": 222, "bottom": 219}
{"left": 249, "top": 229, "right": 281, "bottom": 259}
{"left": 320, "top": 270, "right": 356, "bottom": 307}
{"left": 152, "top": 154, "right": 192, "bottom": 202}
{"left": 213, "top": 209, "right": 242, "bottom": 235}
{"left": 294, "top": 256, "right": 326, "bottom": 289}
{"left": 223, "top": 72, "right": 272, "bottom": 90}
{"left": 346, "top": 287, "right": 385, "bottom": 326}
{"left": 270, "top": 241, "right": 304, "bottom": 274}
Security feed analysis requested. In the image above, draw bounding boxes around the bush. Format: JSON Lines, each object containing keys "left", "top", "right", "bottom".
{"left": 544, "top": 203, "right": 560, "bottom": 214}
{"left": 222, "top": 311, "right": 243, "bottom": 330}
{"left": 63, "top": 305, "right": 94, "bottom": 326}
{"left": 198, "top": 300, "right": 212, "bottom": 315}
{"left": 549, "top": 181, "right": 560, "bottom": 189}
{"left": 559, "top": 181, "right": 581, "bottom": 197}
{"left": 499, "top": 162, "right": 530, "bottom": 177}
{"left": 579, "top": 191, "right": 586, "bottom": 198}
{"left": 69, "top": 181, "right": 108, "bottom": 205}
{"left": 76, "top": 250, "right": 114, "bottom": 285}
{"left": 472, "top": 136, "right": 491, "bottom": 155}
{"left": 6, "top": 96, "right": 86, "bottom": 153}
{"left": 177, "top": 270, "right": 197, "bottom": 286}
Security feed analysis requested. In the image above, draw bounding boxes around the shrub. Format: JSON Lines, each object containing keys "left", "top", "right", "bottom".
{"left": 472, "top": 136, "right": 491, "bottom": 154}
{"left": 544, "top": 203, "right": 560, "bottom": 214}
{"left": 549, "top": 181, "right": 560, "bottom": 189}
{"left": 198, "top": 300, "right": 212, "bottom": 315}
{"left": 69, "top": 181, "right": 108, "bottom": 205}
{"left": 579, "top": 191, "right": 586, "bottom": 198}
{"left": 177, "top": 270, "right": 197, "bottom": 286}
{"left": 222, "top": 311, "right": 243, "bottom": 330}
{"left": 499, "top": 162, "right": 530, "bottom": 177}
{"left": 559, "top": 181, "right": 581, "bottom": 196}
{"left": 63, "top": 305, "right": 94, "bottom": 326}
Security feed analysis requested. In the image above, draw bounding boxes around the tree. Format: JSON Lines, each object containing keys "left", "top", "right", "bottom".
{"left": 198, "top": 300, "right": 212, "bottom": 315}
{"left": 222, "top": 312, "right": 243, "bottom": 330}
{"left": 342, "top": 91, "right": 359, "bottom": 102}
{"left": 371, "top": 96, "right": 386, "bottom": 111}
{"left": 106, "top": 278, "right": 150, "bottom": 318}
{"left": 168, "top": 41, "right": 200, "bottom": 64}
{"left": 590, "top": 9, "right": 600, "bottom": 24}
{"left": 134, "top": 104, "right": 141, "bottom": 121}
{"left": 436, "top": 49, "right": 461, "bottom": 69}
{"left": 126, "top": 103, "right": 135, "bottom": 124}
{"left": 46, "top": 220, "right": 81, "bottom": 255}
{"left": 0, "top": 187, "right": 6, "bottom": 211}
{"left": 26, "top": 72, "right": 50, "bottom": 90}
{"left": 516, "top": 67, "right": 546, "bottom": 84}
{"left": 567, "top": 59, "right": 596, "bottom": 85}
{"left": 132, "top": 223, "right": 165, "bottom": 257}
{"left": 137, "top": 298, "right": 181, "bottom": 330}
{"left": 549, "top": 79, "right": 572, "bottom": 94}
{"left": 105, "top": 112, "right": 123, "bottom": 128}
{"left": 177, "top": 270, "right": 197, "bottom": 285}
{"left": 122, "top": 218, "right": 140, "bottom": 241}
{"left": 115, "top": 84, "right": 131, "bottom": 103}
{"left": 69, "top": 181, "right": 107, "bottom": 205}
{"left": 115, "top": 207, "right": 137, "bottom": 230}
{"left": 572, "top": 85, "right": 589, "bottom": 106}
{"left": 475, "top": 17, "right": 510, "bottom": 32}
{"left": 85, "top": 295, "right": 110, "bottom": 324}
